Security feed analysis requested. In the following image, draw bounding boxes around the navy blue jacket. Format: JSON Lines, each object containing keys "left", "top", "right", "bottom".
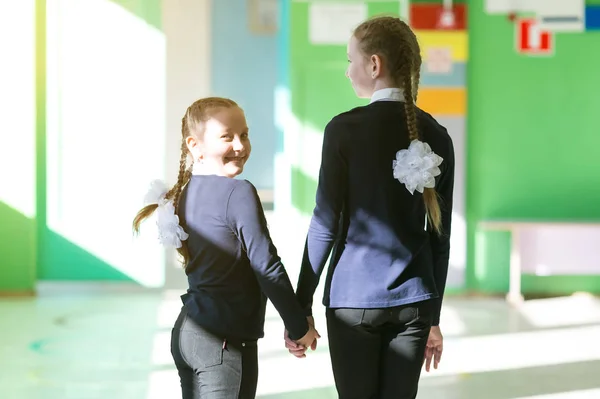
{"left": 296, "top": 101, "right": 455, "bottom": 326}
{"left": 179, "top": 175, "right": 309, "bottom": 340}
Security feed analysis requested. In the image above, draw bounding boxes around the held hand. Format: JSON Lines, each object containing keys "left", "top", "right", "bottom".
{"left": 305, "top": 316, "right": 318, "bottom": 351}
{"left": 284, "top": 317, "right": 320, "bottom": 358}
{"left": 296, "top": 323, "right": 320, "bottom": 350}
{"left": 424, "top": 325, "right": 443, "bottom": 372}
{"left": 284, "top": 328, "right": 307, "bottom": 358}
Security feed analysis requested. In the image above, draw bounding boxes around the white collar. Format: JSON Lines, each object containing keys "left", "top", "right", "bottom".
{"left": 192, "top": 162, "right": 204, "bottom": 175}
{"left": 192, "top": 162, "right": 219, "bottom": 176}
{"left": 370, "top": 88, "right": 405, "bottom": 103}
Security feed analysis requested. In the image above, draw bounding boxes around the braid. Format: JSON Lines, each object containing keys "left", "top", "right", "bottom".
{"left": 166, "top": 138, "right": 191, "bottom": 207}
{"left": 354, "top": 16, "right": 443, "bottom": 234}
{"left": 413, "top": 69, "right": 421, "bottom": 102}
{"left": 168, "top": 120, "right": 193, "bottom": 266}
{"left": 410, "top": 29, "right": 422, "bottom": 102}
{"left": 402, "top": 50, "right": 442, "bottom": 235}
{"left": 403, "top": 69, "right": 419, "bottom": 142}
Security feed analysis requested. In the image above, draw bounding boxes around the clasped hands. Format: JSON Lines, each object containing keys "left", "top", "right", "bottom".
{"left": 284, "top": 318, "right": 444, "bottom": 372}
{"left": 283, "top": 316, "right": 320, "bottom": 358}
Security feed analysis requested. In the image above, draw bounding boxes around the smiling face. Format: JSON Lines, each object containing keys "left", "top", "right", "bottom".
{"left": 186, "top": 106, "right": 251, "bottom": 178}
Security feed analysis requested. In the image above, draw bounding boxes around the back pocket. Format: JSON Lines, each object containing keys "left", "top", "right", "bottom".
{"left": 185, "top": 331, "right": 224, "bottom": 368}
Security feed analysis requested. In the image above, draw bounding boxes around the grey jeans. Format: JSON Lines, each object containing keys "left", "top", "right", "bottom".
{"left": 171, "top": 307, "right": 258, "bottom": 398}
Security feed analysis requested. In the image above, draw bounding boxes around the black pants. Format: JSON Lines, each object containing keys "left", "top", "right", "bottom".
{"left": 326, "top": 300, "right": 433, "bottom": 399}
{"left": 171, "top": 307, "right": 259, "bottom": 398}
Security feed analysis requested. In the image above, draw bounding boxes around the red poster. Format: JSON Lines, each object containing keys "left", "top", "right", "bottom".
{"left": 516, "top": 18, "right": 553, "bottom": 55}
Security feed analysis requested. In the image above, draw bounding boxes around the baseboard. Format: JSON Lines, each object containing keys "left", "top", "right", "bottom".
{"left": 521, "top": 274, "right": 600, "bottom": 295}
{"left": 0, "top": 290, "right": 35, "bottom": 297}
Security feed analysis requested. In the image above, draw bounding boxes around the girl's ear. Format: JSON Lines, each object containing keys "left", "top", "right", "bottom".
{"left": 186, "top": 136, "right": 202, "bottom": 161}
{"left": 370, "top": 54, "right": 383, "bottom": 79}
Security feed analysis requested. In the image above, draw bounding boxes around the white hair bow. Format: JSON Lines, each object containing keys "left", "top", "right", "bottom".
{"left": 144, "top": 180, "right": 189, "bottom": 248}
{"left": 393, "top": 140, "right": 443, "bottom": 194}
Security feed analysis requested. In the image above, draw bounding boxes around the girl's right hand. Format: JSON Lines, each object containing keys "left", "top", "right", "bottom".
{"left": 424, "top": 325, "right": 443, "bottom": 371}
{"left": 295, "top": 322, "right": 320, "bottom": 352}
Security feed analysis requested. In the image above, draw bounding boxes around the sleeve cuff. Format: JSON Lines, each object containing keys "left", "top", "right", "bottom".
{"left": 286, "top": 317, "right": 310, "bottom": 341}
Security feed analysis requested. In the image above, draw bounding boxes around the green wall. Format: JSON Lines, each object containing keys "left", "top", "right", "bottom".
{"left": 5, "top": 0, "right": 598, "bottom": 294}
{"left": 284, "top": 0, "right": 600, "bottom": 296}
{"left": 287, "top": 1, "right": 402, "bottom": 215}
{"left": 0, "top": 0, "right": 39, "bottom": 293}
{"left": 283, "top": 0, "right": 468, "bottom": 292}
{"left": 0, "top": 204, "right": 36, "bottom": 293}
{"left": 467, "top": 1, "right": 600, "bottom": 293}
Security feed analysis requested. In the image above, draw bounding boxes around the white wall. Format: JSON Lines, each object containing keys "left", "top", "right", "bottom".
{"left": 521, "top": 227, "right": 600, "bottom": 275}
{"left": 44, "top": 0, "right": 166, "bottom": 286}
{"left": 0, "top": 0, "right": 36, "bottom": 220}
{"left": 162, "top": 0, "right": 212, "bottom": 289}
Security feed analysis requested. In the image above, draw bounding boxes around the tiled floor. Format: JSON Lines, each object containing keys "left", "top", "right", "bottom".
{"left": 1, "top": 289, "right": 600, "bottom": 399}
{"left": 3, "top": 212, "right": 600, "bottom": 398}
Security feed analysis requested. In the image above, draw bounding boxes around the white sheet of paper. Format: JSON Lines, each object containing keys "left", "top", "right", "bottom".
{"left": 486, "top": 0, "right": 584, "bottom": 31}
{"left": 309, "top": 3, "right": 367, "bottom": 45}
{"left": 257, "top": 0, "right": 278, "bottom": 30}
{"left": 426, "top": 47, "right": 453, "bottom": 74}
{"left": 538, "top": 0, "right": 584, "bottom": 32}
{"left": 485, "top": 0, "right": 542, "bottom": 15}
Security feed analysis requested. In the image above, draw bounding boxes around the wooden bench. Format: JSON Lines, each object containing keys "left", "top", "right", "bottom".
{"left": 478, "top": 221, "right": 600, "bottom": 306}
